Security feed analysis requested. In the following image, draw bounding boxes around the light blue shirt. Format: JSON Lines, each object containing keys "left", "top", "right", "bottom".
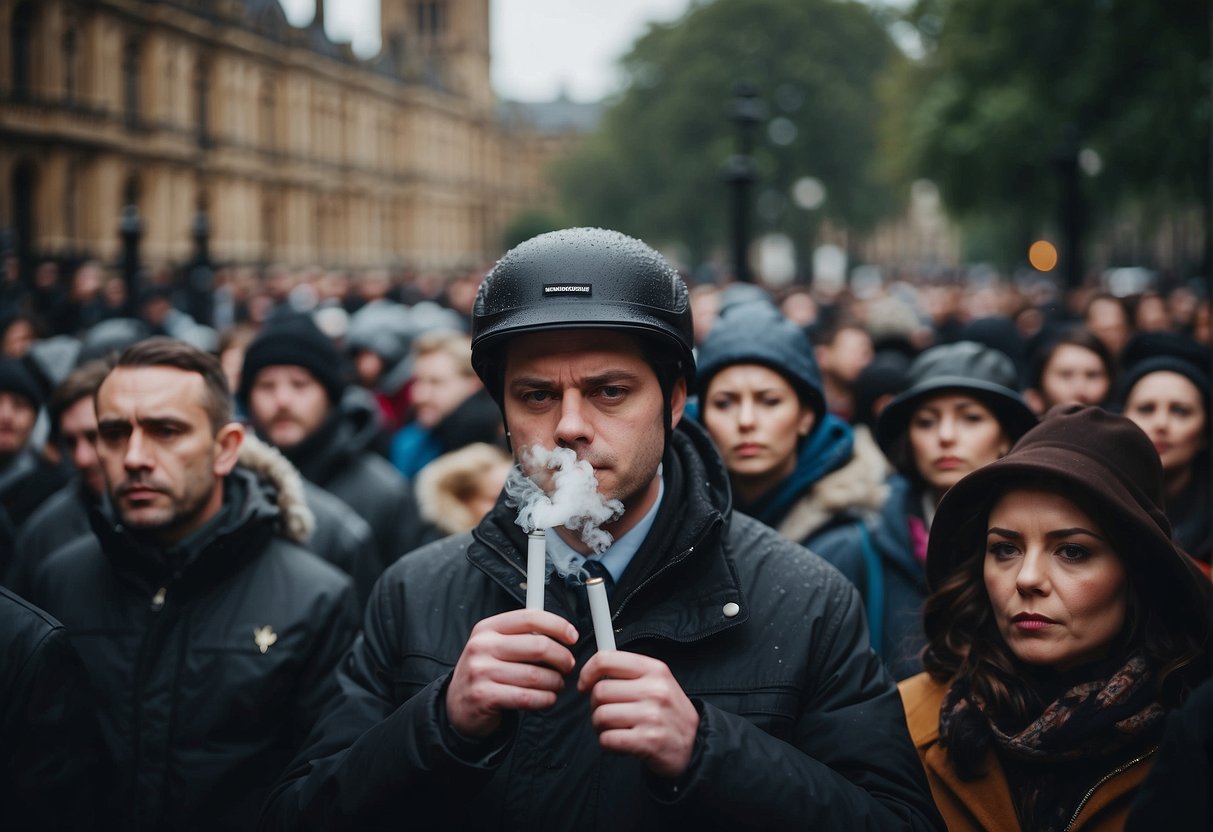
{"left": 543, "top": 474, "right": 665, "bottom": 585}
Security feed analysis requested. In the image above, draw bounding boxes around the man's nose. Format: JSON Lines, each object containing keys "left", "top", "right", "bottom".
{"left": 554, "top": 392, "right": 592, "bottom": 446}
{"left": 124, "top": 430, "right": 152, "bottom": 469}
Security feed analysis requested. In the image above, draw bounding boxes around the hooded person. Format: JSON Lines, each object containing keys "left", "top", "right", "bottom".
{"left": 0, "top": 356, "right": 69, "bottom": 579}
{"left": 899, "top": 404, "right": 1210, "bottom": 831}
{"left": 261, "top": 227, "right": 943, "bottom": 831}
{"left": 693, "top": 306, "right": 893, "bottom": 652}
{"left": 1116, "top": 331, "right": 1211, "bottom": 569}
{"left": 868, "top": 341, "right": 1038, "bottom": 679}
{"left": 239, "top": 312, "right": 426, "bottom": 571}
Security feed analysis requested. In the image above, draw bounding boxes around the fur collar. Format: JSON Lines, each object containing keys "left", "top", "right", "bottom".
{"left": 237, "top": 434, "right": 313, "bottom": 544}
{"left": 777, "top": 425, "right": 890, "bottom": 544}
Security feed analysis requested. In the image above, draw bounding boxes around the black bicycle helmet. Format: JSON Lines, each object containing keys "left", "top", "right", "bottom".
{"left": 471, "top": 227, "right": 695, "bottom": 400}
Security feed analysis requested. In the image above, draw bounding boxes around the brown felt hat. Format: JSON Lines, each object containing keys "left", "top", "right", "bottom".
{"left": 926, "top": 404, "right": 1208, "bottom": 622}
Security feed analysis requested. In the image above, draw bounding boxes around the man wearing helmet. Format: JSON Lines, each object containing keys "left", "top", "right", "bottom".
{"left": 262, "top": 229, "right": 942, "bottom": 830}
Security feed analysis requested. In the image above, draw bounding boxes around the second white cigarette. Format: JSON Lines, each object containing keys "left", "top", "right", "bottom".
{"left": 585, "top": 576, "right": 616, "bottom": 652}
{"left": 526, "top": 530, "right": 546, "bottom": 610}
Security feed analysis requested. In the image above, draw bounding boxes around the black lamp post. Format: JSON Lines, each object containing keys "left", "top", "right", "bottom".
{"left": 1052, "top": 125, "right": 1084, "bottom": 291}
{"left": 187, "top": 208, "right": 214, "bottom": 326}
{"left": 725, "top": 82, "right": 766, "bottom": 283}
{"left": 119, "top": 203, "right": 142, "bottom": 307}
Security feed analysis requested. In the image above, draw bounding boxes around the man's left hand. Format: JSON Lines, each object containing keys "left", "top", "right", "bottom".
{"left": 577, "top": 651, "right": 699, "bottom": 779}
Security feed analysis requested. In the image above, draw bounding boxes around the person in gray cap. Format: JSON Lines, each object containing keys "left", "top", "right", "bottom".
{"left": 863, "top": 341, "right": 1038, "bottom": 679}
{"left": 261, "top": 228, "right": 942, "bottom": 831}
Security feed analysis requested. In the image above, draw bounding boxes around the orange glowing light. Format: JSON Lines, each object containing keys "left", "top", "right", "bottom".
{"left": 1028, "top": 240, "right": 1059, "bottom": 272}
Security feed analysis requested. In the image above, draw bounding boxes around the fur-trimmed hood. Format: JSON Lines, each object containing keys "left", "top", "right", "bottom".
{"left": 777, "top": 424, "right": 890, "bottom": 545}
{"left": 237, "top": 433, "right": 314, "bottom": 544}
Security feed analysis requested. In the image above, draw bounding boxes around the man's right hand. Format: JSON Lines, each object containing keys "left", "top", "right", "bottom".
{"left": 445, "top": 610, "right": 579, "bottom": 738}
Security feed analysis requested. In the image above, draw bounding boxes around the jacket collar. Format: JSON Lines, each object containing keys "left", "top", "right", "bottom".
{"left": 91, "top": 466, "right": 279, "bottom": 598}
{"left": 469, "top": 419, "right": 745, "bottom": 645}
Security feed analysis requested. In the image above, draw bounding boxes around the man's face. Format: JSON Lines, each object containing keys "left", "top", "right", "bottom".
{"left": 248, "top": 365, "right": 330, "bottom": 449}
{"left": 0, "top": 391, "right": 37, "bottom": 458}
{"left": 411, "top": 351, "right": 480, "bottom": 429}
{"left": 95, "top": 366, "right": 242, "bottom": 545}
{"left": 502, "top": 330, "right": 684, "bottom": 530}
{"left": 59, "top": 395, "right": 106, "bottom": 497}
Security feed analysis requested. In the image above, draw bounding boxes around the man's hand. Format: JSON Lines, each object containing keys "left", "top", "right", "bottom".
{"left": 578, "top": 652, "right": 700, "bottom": 779}
{"left": 446, "top": 610, "right": 579, "bottom": 738}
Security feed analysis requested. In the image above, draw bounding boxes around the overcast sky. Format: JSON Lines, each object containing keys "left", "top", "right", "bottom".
{"left": 277, "top": 0, "right": 695, "bottom": 102}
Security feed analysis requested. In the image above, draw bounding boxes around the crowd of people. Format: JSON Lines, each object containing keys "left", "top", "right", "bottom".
{"left": 0, "top": 235, "right": 1209, "bottom": 830}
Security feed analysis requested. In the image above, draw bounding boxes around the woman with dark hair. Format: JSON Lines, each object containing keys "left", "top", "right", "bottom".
{"left": 1117, "top": 333, "right": 1210, "bottom": 569}
{"left": 866, "top": 341, "right": 1037, "bottom": 678}
{"left": 900, "top": 405, "right": 1211, "bottom": 831}
{"left": 1022, "top": 326, "right": 1115, "bottom": 414}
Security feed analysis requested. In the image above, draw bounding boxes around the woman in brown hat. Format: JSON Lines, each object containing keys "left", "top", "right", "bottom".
{"left": 899, "top": 404, "right": 1211, "bottom": 831}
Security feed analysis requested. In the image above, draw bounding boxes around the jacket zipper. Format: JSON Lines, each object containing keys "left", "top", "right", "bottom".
{"left": 130, "top": 585, "right": 169, "bottom": 827}
{"left": 1063, "top": 747, "right": 1156, "bottom": 831}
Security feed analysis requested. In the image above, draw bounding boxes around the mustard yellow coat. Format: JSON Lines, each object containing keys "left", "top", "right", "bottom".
{"left": 898, "top": 672, "right": 1155, "bottom": 831}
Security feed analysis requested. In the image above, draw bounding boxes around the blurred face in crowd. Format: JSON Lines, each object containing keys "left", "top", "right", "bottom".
{"left": 354, "top": 349, "right": 385, "bottom": 389}
{"left": 503, "top": 330, "right": 684, "bottom": 544}
{"left": 984, "top": 488, "right": 1127, "bottom": 672}
{"left": 411, "top": 350, "right": 480, "bottom": 429}
{"left": 817, "top": 327, "right": 874, "bottom": 386}
{"left": 59, "top": 395, "right": 106, "bottom": 497}
{"left": 909, "top": 393, "right": 1011, "bottom": 494}
{"left": 1085, "top": 297, "right": 1130, "bottom": 357}
{"left": 1123, "top": 371, "right": 1207, "bottom": 480}
{"left": 1039, "top": 344, "right": 1110, "bottom": 409}
{"left": 0, "top": 391, "right": 36, "bottom": 459}
{"left": 95, "top": 366, "right": 242, "bottom": 545}
{"left": 2, "top": 319, "right": 35, "bottom": 358}
{"left": 248, "top": 365, "right": 330, "bottom": 449}
{"left": 703, "top": 364, "right": 814, "bottom": 503}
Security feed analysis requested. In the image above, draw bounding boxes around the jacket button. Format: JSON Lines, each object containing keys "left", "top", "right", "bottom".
{"left": 722, "top": 602, "right": 740, "bottom": 618}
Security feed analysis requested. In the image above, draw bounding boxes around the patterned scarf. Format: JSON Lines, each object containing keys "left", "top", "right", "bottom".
{"left": 941, "top": 653, "right": 1165, "bottom": 761}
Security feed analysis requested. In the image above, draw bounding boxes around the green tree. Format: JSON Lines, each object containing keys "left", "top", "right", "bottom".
{"left": 554, "top": 0, "right": 899, "bottom": 268}
{"left": 888, "top": 0, "right": 1211, "bottom": 271}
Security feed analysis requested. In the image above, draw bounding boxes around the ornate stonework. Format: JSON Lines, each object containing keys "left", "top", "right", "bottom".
{"left": 0, "top": 0, "right": 562, "bottom": 272}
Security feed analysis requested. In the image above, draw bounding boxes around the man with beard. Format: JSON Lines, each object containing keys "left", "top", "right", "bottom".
{"left": 0, "top": 357, "right": 68, "bottom": 579}
{"left": 261, "top": 229, "right": 942, "bottom": 831}
{"left": 28, "top": 338, "right": 358, "bottom": 830}
{"left": 240, "top": 313, "right": 423, "bottom": 571}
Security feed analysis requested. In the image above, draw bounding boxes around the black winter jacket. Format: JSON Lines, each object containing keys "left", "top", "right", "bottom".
{"left": 1, "top": 586, "right": 107, "bottom": 830}
{"left": 261, "top": 421, "right": 943, "bottom": 831}
{"left": 30, "top": 467, "right": 360, "bottom": 832}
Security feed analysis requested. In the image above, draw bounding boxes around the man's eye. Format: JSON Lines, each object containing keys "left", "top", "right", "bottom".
{"left": 522, "top": 390, "right": 554, "bottom": 403}
{"left": 598, "top": 386, "right": 626, "bottom": 400}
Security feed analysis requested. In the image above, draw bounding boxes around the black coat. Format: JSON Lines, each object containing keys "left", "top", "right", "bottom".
{"left": 29, "top": 468, "right": 360, "bottom": 832}
{"left": 261, "top": 421, "right": 943, "bottom": 831}
{"left": 281, "top": 387, "right": 426, "bottom": 569}
{"left": 0, "top": 586, "right": 107, "bottom": 830}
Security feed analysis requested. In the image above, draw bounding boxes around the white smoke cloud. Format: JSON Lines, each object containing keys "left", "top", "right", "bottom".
{"left": 505, "top": 445, "right": 625, "bottom": 563}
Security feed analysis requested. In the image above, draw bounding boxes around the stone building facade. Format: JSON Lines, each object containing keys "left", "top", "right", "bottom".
{"left": 0, "top": 0, "right": 561, "bottom": 274}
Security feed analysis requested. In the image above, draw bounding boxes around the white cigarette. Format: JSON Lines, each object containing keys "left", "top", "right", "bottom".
{"left": 526, "top": 530, "right": 546, "bottom": 610}
{"left": 585, "top": 576, "right": 616, "bottom": 652}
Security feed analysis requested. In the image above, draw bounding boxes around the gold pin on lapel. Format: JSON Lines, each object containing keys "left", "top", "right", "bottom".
{"left": 253, "top": 625, "right": 278, "bottom": 654}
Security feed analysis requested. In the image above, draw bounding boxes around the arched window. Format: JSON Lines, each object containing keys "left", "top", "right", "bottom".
{"left": 123, "top": 40, "right": 141, "bottom": 128}
{"left": 11, "top": 3, "right": 36, "bottom": 100}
